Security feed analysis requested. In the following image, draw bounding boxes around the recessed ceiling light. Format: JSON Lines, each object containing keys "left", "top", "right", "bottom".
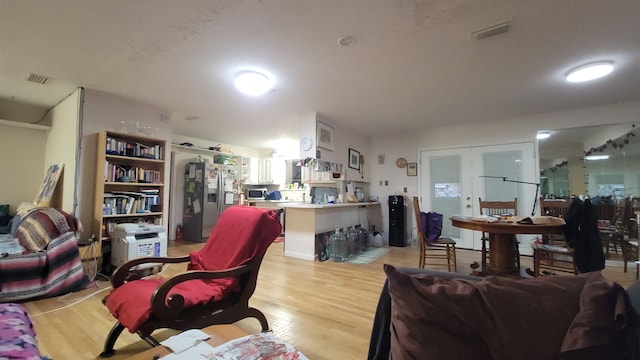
{"left": 338, "top": 35, "right": 355, "bottom": 47}
{"left": 566, "top": 61, "right": 614, "bottom": 83}
{"left": 536, "top": 131, "right": 551, "bottom": 140}
{"left": 584, "top": 154, "right": 610, "bottom": 160}
{"left": 234, "top": 70, "right": 274, "bottom": 96}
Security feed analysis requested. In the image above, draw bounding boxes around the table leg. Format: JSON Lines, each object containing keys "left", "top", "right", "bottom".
{"left": 488, "top": 233, "right": 518, "bottom": 275}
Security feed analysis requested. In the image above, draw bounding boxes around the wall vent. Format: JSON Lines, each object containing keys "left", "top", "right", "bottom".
{"left": 26, "top": 73, "right": 49, "bottom": 85}
{"left": 471, "top": 21, "right": 510, "bottom": 40}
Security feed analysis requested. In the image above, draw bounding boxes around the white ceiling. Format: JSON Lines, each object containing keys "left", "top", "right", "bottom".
{"left": 2, "top": 0, "right": 640, "bottom": 151}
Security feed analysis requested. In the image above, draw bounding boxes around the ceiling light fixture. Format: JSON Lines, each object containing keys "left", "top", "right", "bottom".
{"left": 584, "top": 154, "right": 610, "bottom": 161}
{"left": 536, "top": 131, "right": 551, "bottom": 140}
{"left": 338, "top": 35, "right": 355, "bottom": 47}
{"left": 566, "top": 61, "right": 614, "bottom": 83}
{"left": 234, "top": 70, "right": 274, "bottom": 96}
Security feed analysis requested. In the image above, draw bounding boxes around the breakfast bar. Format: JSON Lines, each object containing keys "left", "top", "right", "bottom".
{"left": 280, "top": 202, "right": 381, "bottom": 260}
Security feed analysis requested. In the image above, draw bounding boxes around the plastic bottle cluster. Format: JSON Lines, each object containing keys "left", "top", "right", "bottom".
{"left": 327, "top": 225, "right": 368, "bottom": 262}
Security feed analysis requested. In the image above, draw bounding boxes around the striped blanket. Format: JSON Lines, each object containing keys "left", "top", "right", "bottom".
{"left": 0, "top": 209, "right": 89, "bottom": 302}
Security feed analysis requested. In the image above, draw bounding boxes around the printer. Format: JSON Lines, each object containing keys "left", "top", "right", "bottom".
{"left": 111, "top": 223, "right": 167, "bottom": 270}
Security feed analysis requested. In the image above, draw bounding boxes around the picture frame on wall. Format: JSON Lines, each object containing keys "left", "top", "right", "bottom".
{"left": 317, "top": 122, "right": 334, "bottom": 151}
{"left": 349, "top": 148, "right": 361, "bottom": 170}
{"left": 407, "top": 162, "right": 417, "bottom": 176}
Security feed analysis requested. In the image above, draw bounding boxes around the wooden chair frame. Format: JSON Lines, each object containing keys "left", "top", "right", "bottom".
{"left": 413, "top": 197, "right": 457, "bottom": 272}
{"left": 478, "top": 198, "right": 518, "bottom": 271}
{"left": 532, "top": 199, "right": 577, "bottom": 276}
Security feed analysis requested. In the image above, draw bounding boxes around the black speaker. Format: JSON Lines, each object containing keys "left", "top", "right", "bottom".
{"left": 389, "top": 195, "right": 405, "bottom": 247}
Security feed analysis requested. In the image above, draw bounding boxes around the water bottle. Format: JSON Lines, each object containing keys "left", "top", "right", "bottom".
{"left": 349, "top": 226, "right": 360, "bottom": 256}
{"left": 330, "top": 228, "right": 347, "bottom": 262}
{"left": 356, "top": 224, "right": 368, "bottom": 251}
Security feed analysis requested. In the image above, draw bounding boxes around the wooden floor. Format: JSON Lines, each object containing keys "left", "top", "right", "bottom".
{"left": 22, "top": 241, "right": 638, "bottom": 360}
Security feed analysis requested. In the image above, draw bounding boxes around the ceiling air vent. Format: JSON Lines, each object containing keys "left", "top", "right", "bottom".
{"left": 471, "top": 21, "right": 510, "bottom": 40}
{"left": 26, "top": 73, "right": 49, "bottom": 85}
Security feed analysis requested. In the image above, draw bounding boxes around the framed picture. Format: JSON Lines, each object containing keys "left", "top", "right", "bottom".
{"left": 349, "top": 148, "right": 361, "bottom": 170}
{"left": 34, "top": 163, "right": 64, "bottom": 207}
{"left": 317, "top": 122, "right": 334, "bottom": 151}
{"left": 407, "top": 162, "right": 417, "bottom": 176}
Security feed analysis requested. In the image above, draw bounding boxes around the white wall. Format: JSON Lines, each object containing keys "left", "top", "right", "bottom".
{"left": 299, "top": 112, "right": 370, "bottom": 183}
{"left": 78, "top": 89, "right": 173, "bottom": 240}
{"left": 43, "top": 88, "right": 82, "bottom": 213}
{"left": 0, "top": 123, "right": 48, "bottom": 212}
{"left": 369, "top": 100, "right": 640, "bottom": 247}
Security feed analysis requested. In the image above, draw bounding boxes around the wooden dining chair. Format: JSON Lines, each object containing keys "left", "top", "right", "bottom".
{"left": 531, "top": 198, "right": 577, "bottom": 276}
{"left": 478, "top": 198, "right": 518, "bottom": 271}
{"left": 412, "top": 197, "right": 457, "bottom": 272}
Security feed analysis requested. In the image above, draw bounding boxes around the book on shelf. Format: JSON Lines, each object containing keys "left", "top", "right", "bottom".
{"left": 105, "top": 136, "right": 163, "bottom": 160}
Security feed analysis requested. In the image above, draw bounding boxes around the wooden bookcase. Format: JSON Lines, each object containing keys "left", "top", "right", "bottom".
{"left": 85, "top": 131, "right": 166, "bottom": 260}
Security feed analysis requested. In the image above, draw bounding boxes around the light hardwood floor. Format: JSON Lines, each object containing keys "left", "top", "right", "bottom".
{"left": 22, "top": 241, "right": 638, "bottom": 360}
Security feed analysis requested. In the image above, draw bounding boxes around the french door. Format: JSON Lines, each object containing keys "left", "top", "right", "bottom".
{"left": 419, "top": 142, "right": 538, "bottom": 253}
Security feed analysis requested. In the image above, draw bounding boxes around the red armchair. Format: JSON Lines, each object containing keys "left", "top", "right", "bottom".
{"left": 99, "top": 206, "right": 282, "bottom": 357}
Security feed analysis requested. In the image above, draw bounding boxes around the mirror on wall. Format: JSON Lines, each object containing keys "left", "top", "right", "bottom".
{"left": 538, "top": 123, "right": 639, "bottom": 201}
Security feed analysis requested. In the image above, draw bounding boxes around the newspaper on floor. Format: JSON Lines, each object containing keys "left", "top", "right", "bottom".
{"left": 160, "top": 332, "right": 308, "bottom": 360}
{"left": 160, "top": 329, "right": 210, "bottom": 354}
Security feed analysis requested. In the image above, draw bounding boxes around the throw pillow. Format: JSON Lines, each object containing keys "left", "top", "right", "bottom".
{"left": 385, "top": 265, "right": 599, "bottom": 360}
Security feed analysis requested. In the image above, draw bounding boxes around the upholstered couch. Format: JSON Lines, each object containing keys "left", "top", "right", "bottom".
{"left": 0, "top": 207, "right": 89, "bottom": 302}
{"left": 368, "top": 266, "right": 640, "bottom": 360}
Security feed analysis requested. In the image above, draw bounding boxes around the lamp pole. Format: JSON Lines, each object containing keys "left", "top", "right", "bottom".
{"left": 480, "top": 176, "right": 540, "bottom": 216}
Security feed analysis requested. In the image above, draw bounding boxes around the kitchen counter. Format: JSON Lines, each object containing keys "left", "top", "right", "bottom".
{"left": 281, "top": 202, "right": 381, "bottom": 260}
{"left": 279, "top": 201, "right": 379, "bottom": 209}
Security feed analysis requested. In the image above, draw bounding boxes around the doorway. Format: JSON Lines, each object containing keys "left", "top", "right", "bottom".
{"left": 419, "top": 142, "right": 538, "bottom": 253}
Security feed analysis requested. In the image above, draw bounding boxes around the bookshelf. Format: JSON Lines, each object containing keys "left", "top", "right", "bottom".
{"left": 87, "top": 131, "right": 166, "bottom": 260}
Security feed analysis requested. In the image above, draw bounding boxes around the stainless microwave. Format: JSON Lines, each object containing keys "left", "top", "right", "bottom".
{"left": 246, "top": 188, "right": 267, "bottom": 200}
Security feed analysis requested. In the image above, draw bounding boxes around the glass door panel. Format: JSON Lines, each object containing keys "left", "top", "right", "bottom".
{"left": 420, "top": 142, "right": 536, "bottom": 252}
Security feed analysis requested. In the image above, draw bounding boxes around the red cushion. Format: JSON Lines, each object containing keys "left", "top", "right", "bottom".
{"left": 105, "top": 206, "right": 282, "bottom": 333}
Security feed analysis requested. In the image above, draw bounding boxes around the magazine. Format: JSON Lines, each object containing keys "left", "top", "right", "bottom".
{"left": 161, "top": 332, "right": 308, "bottom": 360}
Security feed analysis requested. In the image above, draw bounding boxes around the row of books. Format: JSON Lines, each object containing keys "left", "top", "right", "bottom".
{"left": 102, "top": 191, "right": 160, "bottom": 215}
{"left": 105, "top": 136, "right": 163, "bottom": 160}
{"left": 104, "top": 162, "right": 162, "bottom": 183}
{"left": 102, "top": 216, "right": 162, "bottom": 237}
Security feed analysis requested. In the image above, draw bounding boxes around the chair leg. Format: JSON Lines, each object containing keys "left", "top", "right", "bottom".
{"left": 247, "top": 307, "right": 270, "bottom": 331}
{"left": 450, "top": 245, "right": 457, "bottom": 272}
{"left": 139, "top": 333, "right": 160, "bottom": 348}
{"left": 446, "top": 244, "right": 452, "bottom": 272}
{"left": 99, "top": 322, "right": 126, "bottom": 358}
{"left": 533, "top": 250, "right": 540, "bottom": 277}
{"left": 481, "top": 236, "right": 488, "bottom": 270}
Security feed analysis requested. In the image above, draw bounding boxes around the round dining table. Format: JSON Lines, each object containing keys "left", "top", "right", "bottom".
{"left": 451, "top": 216, "right": 564, "bottom": 276}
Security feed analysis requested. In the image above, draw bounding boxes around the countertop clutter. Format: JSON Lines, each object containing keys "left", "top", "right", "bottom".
{"left": 280, "top": 202, "right": 379, "bottom": 209}
{"left": 246, "top": 200, "right": 380, "bottom": 208}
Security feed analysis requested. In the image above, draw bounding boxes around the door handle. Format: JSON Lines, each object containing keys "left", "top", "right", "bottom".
{"left": 466, "top": 204, "right": 472, "bottom": 208}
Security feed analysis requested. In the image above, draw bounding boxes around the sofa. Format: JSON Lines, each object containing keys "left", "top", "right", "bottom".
{"left": 0, "top": 207, "right": 90, "bottom": 302}
{"left": 368, "top": 265, "right": 640, "bottom": 360}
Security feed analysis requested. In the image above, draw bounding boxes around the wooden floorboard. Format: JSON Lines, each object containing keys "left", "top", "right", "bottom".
{"left": 21, "top": 241, "right": 638, "bottom": 360}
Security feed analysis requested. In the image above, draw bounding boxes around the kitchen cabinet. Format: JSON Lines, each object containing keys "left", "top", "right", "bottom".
{"left": 258, "top": 158, "right": 273, "bottom": 184}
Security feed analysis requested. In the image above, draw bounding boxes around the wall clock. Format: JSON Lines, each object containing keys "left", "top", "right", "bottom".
{"left": 396, "top": 157, "right": 407, "bottom": 168}
{"left": 301, "top": 136, "right": 313, "bottom": 151}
